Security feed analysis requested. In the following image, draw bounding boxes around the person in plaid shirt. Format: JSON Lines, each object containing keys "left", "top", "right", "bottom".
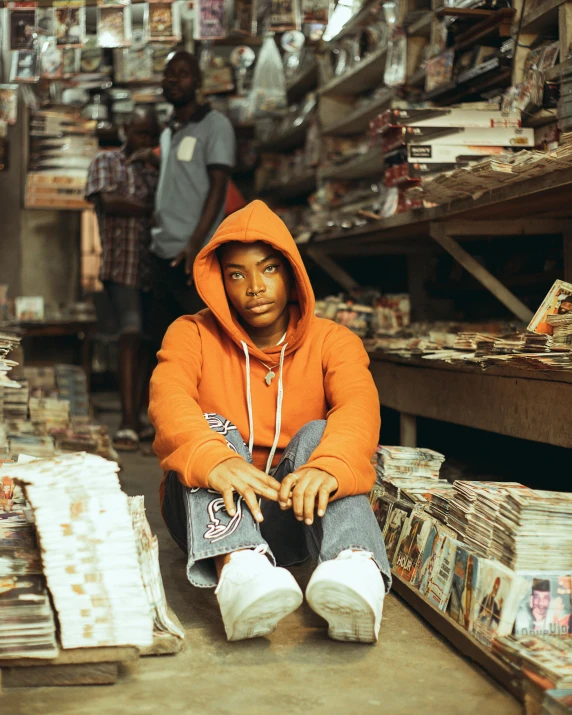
{"left": 87, "top": 106, "right": 159, "bottom": 452}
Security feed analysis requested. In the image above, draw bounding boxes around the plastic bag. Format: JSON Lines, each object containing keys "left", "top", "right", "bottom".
{"left": 249, "top": 34, "right": 287, "bottom": 117}
{"left": 383, "top": 2, "right": 407, "bottom": 87}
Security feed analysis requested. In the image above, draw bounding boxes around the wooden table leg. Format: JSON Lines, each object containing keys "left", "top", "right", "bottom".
{"left": 400, "top": 412, "right": 417, "bottom": 447}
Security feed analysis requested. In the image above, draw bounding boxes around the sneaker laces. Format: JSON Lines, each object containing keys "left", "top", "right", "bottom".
{"left": 215, "top": 545, "right": 269, "bottom": 594}
{"left": 337, "top": 549, "right": 374, "bottom": 561}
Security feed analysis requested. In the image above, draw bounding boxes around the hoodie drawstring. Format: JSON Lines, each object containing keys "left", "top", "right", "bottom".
{"left": 240, "top": 341, "right": 288, "bottom": 474}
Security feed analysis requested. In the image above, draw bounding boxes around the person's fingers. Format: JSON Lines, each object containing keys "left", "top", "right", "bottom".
{"left": 171, "top": 251, "right": 184, "bottom": 268}
{"left": 245, "top": 475, "right": 279, "bottom": 502}
{"left": 238, "top": 485, "right": 263, "bottom": 522}
{"left": 292, "top": 480, "right": 308, "bottom": 521}
{"left": 317, "top": 485, "right": 330, "bottom": 518}
{"left": 279, "top": 473, "right": 297, "bottom": 508}
{"left": 303, "top": 480, "right": 320, "bottom": 525}
{"left": 263, "top": 473, "right": 282, "bottom": 491}
{"left": 222, "top": 488, "right": 236, "bottom": 517}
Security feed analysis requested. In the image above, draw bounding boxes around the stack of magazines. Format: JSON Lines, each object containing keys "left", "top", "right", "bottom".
{"left": 28, "top": 397, "right": 70, "bottom": 432}
{"left": 3, "top": 378, "right": 29, "bottom": 421}
{"left": 54, "top": 364, "right": 90, "bottom": 422}
{"left": 377, "top": 446, "right": 445, "bottom": 481}
{"left": 493, "top": 634, "right": 572, "bottom": 689}
{"left": 0, "top": 508, "right": 58, "bottom": 659}
{"left": 6, "top": 453, "right": 154, "bottom": 649}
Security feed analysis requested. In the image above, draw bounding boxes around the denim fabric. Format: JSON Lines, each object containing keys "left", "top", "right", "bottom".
{"left": 161, "top": 415, "right": 391, "bottom": 591}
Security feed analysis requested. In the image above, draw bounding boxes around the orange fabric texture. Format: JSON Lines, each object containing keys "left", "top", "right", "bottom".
{"left": 149, "top": 200, "right": 380, "bottom": 503}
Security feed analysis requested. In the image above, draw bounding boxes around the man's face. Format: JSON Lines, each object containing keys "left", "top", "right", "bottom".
{"left": 219, "top": 242, "right": 291, "bottom": 331}
{"left": 163, "top": 57, "right": 199, "bottom": 107}
{"left": 531, "top": 590, "right": 551, "bottom": 619}
{"left": 492, "top": 580, "right": 500, "bottom": 597}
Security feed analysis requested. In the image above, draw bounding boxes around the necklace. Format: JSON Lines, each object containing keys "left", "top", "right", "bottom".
{"left": 258, "top": 332, "right": 287, "bottom": 386}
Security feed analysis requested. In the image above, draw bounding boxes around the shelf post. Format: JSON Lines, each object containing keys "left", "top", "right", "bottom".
{"left": 429, "top": 222, "right": 534, "bottom": 323}
{"left": 305, "top": 246, "right": 359, "bottom": 292}
{"left": 400, "top": 412, "right": 417, "bottom": 447}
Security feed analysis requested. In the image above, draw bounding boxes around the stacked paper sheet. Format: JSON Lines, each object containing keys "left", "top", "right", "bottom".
{"left": 0, "top": 509, "right": 58, "bottom": 659}
{"left": 54, "top": 365, "right": 90, "bottom": 421}
{"left": 378, "top": 445, "right": 445, "bottom": 480}
{"left": 6, "top": 453, "right": 153, "bottom": 649}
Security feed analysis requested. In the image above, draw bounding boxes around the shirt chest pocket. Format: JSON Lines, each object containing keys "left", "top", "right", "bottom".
{"left": 176, "top": 136, "right": 199, "bottom": 162}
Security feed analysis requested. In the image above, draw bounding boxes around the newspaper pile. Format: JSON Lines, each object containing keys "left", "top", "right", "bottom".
{"left": 492, "top": 489, "right": 572, "bottom": 571}
{"left": 453, "top": 332, "right": 495, "bottom": 351}
{"left": 493, "top": 634, "right": 572, "bottom": 689}
{"left": 0, "top": 505, "right": 58, "bottom": 659}
{"left": 128, "top": 496, "right": 184, "bottom": 640}
{"left": 54, "top": 365, "right": 90, "bottom": 422}
{"left": 0, "top": 332, "right": 21, "bottom": 392}
{"left": 408, "top": 133, "right": 572, "bottom": 206}
{"left": 547, "top": 314, "right": 572, "bottom": 346}
{"left": 5, "top": 453, "right": 154, "bottom": 649}
{"left": 377, "top": 446, "right": 445, "bottom": 480}
{"left": 491, "top": 332, "right": 553, "bottom": 354}
{"left": 4, "top": 378, "right": 29, "bottom": 421}
{"left": 54, "top": 424, "right": 118, "bottom": 462}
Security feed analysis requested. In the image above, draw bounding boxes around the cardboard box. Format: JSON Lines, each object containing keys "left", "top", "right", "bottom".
{"left": 383, "top": 126, "right": 533, "bottom": 152}
{"left": 407, "top": 144, "right": 512, "bottom": 163}
{"left": 371, "top": 107, "right": 522, "bottom": 134}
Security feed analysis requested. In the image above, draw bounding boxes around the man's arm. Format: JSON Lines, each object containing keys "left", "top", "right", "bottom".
{"left": 171, "top": 167, "right": 229, "bottom": 282}
{"left": 98, "top": 192, "right": 153, "bottom": 218}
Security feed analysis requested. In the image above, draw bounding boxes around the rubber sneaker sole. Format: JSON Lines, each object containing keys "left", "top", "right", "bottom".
{"left": 226, "top": 587, "right": 303, "bottom": 641}
{"left": 306, "top": 580, "right": 378, "bottom": 643}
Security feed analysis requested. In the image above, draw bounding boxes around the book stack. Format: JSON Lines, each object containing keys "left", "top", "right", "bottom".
{"left": 493, "top": 635, "right": 572, "bottom": 689}
{"left": 29, "top": 397, "right": 70, "bottom": 432}
{"left": 54, "top": 365, "right": 90, "bottom": 422}
{"left": 8, "top": 434, "right": 56, "bottom": 459}
{"left": 453, "top": 332, "right": 496, "bottom": 351}
{"left": 0, "top": 509, "right": 58, "bottom": 659}
{"left": 3, "top": 378, "right": 30, "bottom": 421}
{"left": 6, "top": 453, "right": 153, "bottom": 649}
{"left": 128, "top": 496, "right": 185, "bottom": 640}
{"left": 492, "top": 332, "right": 553, "bottom": 354}
{"left": 377, "top": 446, "right": 445, "bottom": 480}
{"left": 547, "top": 315, "right": 572, "bottom": 346}
{"left": 492, "top": 489, "right": 572, "bottom": 572}
{"left": 54, "top": 424, "right": 118, "bottom": 462}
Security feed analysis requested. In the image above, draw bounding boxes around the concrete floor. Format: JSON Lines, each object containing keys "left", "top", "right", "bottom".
{"left": 3, "top": 414, "right": 522, "bottom": 715}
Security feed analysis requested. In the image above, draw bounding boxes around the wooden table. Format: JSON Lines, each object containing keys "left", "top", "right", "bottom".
{"left": 369, "top": 351, "right": 572, "bottom": 449}
{"left": 9, "top": 320, "right": 97, "bottom": 385}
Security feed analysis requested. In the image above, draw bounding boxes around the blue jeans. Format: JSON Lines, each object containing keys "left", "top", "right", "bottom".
{"left": 161, "top": 414, "right": 391, "bottom": 591}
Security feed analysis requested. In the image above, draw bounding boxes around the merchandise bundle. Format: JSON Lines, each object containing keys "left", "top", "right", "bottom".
{"left": 372, "top": 445, "right": 572, "bottom": 664}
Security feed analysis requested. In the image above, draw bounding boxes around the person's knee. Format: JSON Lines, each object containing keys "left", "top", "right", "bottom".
{"left": 298, "top": 420, "right": 326, "bottom": 444}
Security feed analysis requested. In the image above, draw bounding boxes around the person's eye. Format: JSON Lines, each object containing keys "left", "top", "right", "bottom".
{"left": 229, "top": 272, "right": 243, "bottom": 280}
{"left": 264, "top": 264, "right": 279, "bottom": 273}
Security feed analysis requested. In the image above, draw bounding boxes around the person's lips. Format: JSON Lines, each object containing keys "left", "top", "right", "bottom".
{"left": 245, "top": 298, "right": 274, "bottom": 314}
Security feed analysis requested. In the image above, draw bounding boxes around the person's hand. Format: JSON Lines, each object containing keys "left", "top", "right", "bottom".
{"left": 207, "top": 458, "right": 282, "bottom": 523}
{"left": 278, "top": 468, "right": 338, "bottom": 525}
{"left": 127, "top": 148, "right": 159, "bottom": 168}
{"left": 171, "top": 242, "right": 200, "bottom": 286}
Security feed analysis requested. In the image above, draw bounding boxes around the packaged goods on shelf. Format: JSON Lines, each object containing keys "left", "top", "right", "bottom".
{"left": 380, "top": 126, "right": 534, "bottom": 152}
{"left": 371, "top": 107, "right": 523, "bottom": 132}
{"left": 406, "top": 143, "right": 513, "bottom": 164}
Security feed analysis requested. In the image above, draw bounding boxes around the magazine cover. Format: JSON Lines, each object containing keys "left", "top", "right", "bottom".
{"left": 384, "top": 504, "right": 411, "bottom": 566}
{"left": 269, "top": 0, "right": 299, "bottom": 31}
{"left": 54, "top": 0, "right": 86, "bottom": 48}
{"left": 394, "top": 513, "right": 433, "bottom": 583}
{"left": 413, "top": 521, "right": 439, "bottom": 595}
{"left": 10, "top": 50, "right": 39, "bottom": 83}
{"left": 528, "top": 280, "right": 572, "bottom": 335}
{"left": 0, "top": 86, "right": 19, "bottom": 126}
{"left": 449, "top": 545, "right": 480, "bottom": 631}
{"left": 97, "top": 5, "right": 131, "bottom": 48}
{"left": 36, "top": 7, "right": 54, "bottom": 36}
{"left": 472, "top": 560, "right": 528, "bottom": 646}
{"left": 426, "top": 533, "right": 458, "bottom": 610}
{"left": 39, "top": 39, "right": 63, "bottom": 80}
{"left": 374, "top": 495, "right": 394, "bottom": 537}
{"left": 234, "top": 0, "right": 256, "bottom": 35}
{"left": 194, "top": 0, "right": 227, "bottom": 40}
{"left": 9, "top": 7, "right": 37, "bottom": 50}
{"left": 148, "top": 1, "right": 181, "bottom": 42}
{"left": 514, "top": 575, "right": 572, "bottom": 636}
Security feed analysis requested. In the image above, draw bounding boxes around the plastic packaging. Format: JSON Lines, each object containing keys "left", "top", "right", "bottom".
{"left": 249, "top": 34, "right": 287, "bottom": 117}
{"left": 383, "top": 1, "right": 407, "bottom": 87}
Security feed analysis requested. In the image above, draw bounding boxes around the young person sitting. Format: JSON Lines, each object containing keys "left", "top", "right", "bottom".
{"left": 149, "top": 200, "right": 391, "bottom": 643}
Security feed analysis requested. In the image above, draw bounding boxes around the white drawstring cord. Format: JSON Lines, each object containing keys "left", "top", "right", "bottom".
{"left": 265, "top": 342, "right": 287, "bottom": 474}
{"left": 241, "top": 341, "right": 255, "bottom": 456}
{"left": 240, "top": 340, "right": 288, "bottom": 474}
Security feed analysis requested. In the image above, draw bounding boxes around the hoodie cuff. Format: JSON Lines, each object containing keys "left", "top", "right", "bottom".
{"left": 166, "top": 439, "right": 240, "bottom": 489}
{"left": 303, "top": 456, "right": 359, "bottom": 501}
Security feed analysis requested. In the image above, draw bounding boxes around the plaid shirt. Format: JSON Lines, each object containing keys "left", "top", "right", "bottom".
{"left": 86, "top": 149, "right": 157, "bottom": 290}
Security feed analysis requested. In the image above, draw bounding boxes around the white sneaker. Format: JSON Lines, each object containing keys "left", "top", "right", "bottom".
{"left": 215, "top": 546, "right": 303, "bottom": 642}
{"left": 306, "top": 550, "right": 385, "bottom": 643}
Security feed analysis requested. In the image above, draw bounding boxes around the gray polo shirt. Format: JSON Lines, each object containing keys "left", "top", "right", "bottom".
{"left": 151, "top": 109, "right": 235, "bottom": 259}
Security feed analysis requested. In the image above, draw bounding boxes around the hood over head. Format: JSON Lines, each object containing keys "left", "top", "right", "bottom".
{"left": 193, "top": 200, "right": 315, "bottom": 362}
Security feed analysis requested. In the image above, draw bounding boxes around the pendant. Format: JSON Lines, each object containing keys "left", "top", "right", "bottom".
{"left": 265, "top": 370, "right": 275, "bottom": 386}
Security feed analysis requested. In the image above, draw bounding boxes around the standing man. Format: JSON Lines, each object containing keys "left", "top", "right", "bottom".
{"left": 139, "top": 50, "right": 236, "bottom": 345}
{"left": 87, "top": 107, "right": 160, "bottom": 451}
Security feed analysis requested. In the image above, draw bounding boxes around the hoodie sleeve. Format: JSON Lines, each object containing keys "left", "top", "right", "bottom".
{"left": 303, "top": 325, "right": 380, "bottom": 500}
{"left": 149, "top": 317, "right": 240, "bottom": 488}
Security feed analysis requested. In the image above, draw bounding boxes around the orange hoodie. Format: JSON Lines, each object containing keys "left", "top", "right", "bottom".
{"left": 149, "top": 200, "right": 380, "bottom": 503}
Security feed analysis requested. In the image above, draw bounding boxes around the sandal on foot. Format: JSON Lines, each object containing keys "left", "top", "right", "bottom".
{"left": 113, "top": 428, "right": 139, "bottom": 452}
{"left": 138, "top": 425, "right": 155, "bottom": 442}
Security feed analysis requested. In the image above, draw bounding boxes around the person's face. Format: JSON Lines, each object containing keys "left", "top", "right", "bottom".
{"left": 531, "top": 590, "right": 551, "bottom": 619}
{"left": 219, "top": 242, "right": 292, "bottom": 331}
{"left": 163, "top": 57, "right": 199, "bottom": 107}
{"left": 558, "top": 298, "right": 572, "bottom": 315}
{"left": 126, "top": 116, "right": 158, "bottom": 153}
{"left": 492, "top": 579, "right": 500, "bottom": 597}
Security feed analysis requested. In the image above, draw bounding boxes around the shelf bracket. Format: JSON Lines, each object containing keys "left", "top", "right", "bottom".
{"left": 306, "top": 246, "right": 360, "bottom": 293}
{"left": 429, "top": 222, "right": 534, "bottom": 323}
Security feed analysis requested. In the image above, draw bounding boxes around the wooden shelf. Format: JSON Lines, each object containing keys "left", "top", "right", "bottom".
{"left": 545, "top": 57, "right": 572, "bottom": 81}
{"left": 453, "top": 8, "right": 515, "bottom": 52}
{"left": 521, "top": 0, "right": 563, "bottom": 35}
{"left": 258, "top": 168, "right": 316, "bottom": 200}
{"left": 370, "top": 352, "right": 572, "bottom": 449}
{"left": 321, "top": 0, "right": 381, "bottom": 48}
{"left": 407, "top": 66, "right": 427, "bottom": 88}
{"left": 407, "top": 10, "right": 434, "bottom": 37}
{"left": 257, "top": 120, "right": 309, "bottom": 153}
{"left": 392, "top": 573, "right": 523, "bottom": 702}
{"left": 436, "top": 7, "right": 497, "bottom": 20}
{"left": 286, "top": 60, "right": 318, "bottom": 103}
{"left": 523, "top": 108, "right": 558, "bottom": 128}
{"left": 318, "top": 46, "right": 388, "bottom": 98}
{"left": 322, "top": 88, "right": 395, "bottom": 137}
{"left": 319, "top": 151, "right": 384, "bottom": 181}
